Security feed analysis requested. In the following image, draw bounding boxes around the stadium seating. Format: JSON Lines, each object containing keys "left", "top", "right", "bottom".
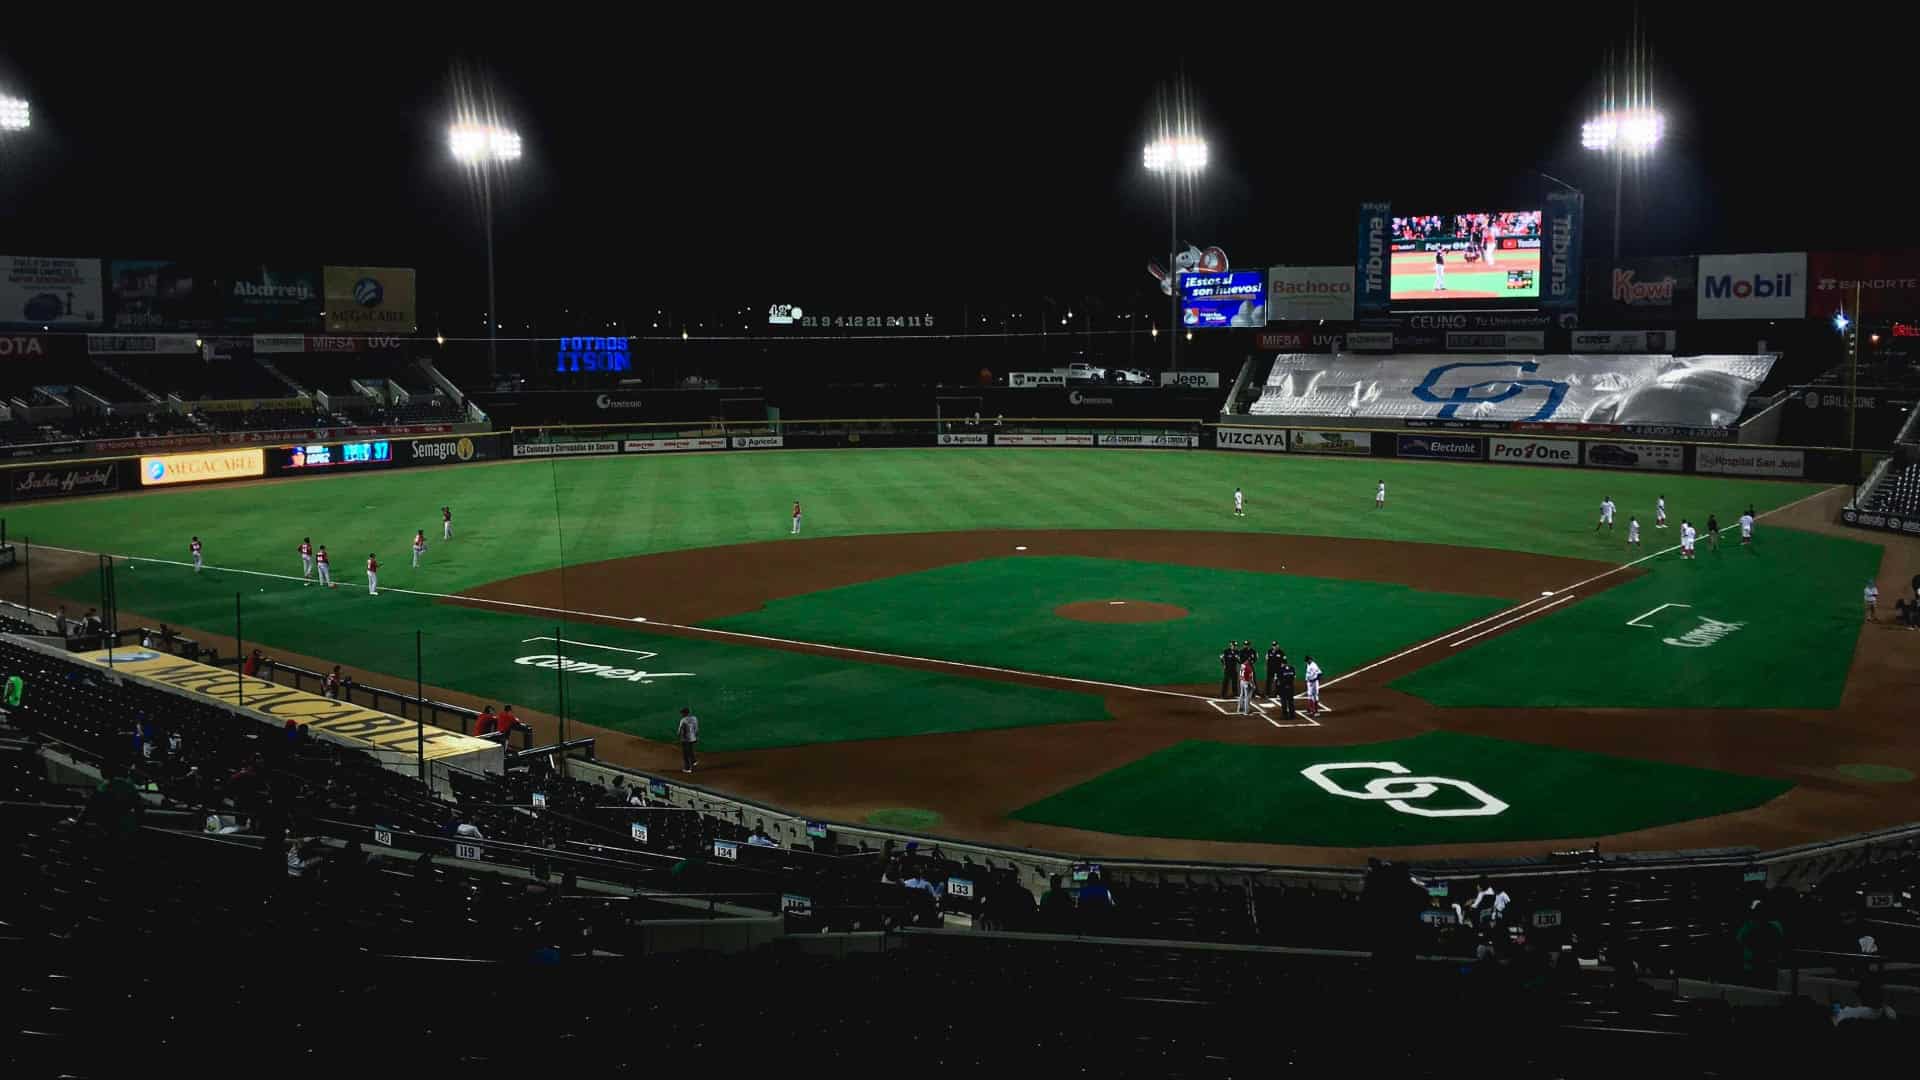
{"left": 1864, "top": 461, "right": 1920, "bottom": 515}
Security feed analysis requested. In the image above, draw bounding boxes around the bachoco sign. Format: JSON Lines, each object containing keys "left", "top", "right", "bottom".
{"left": 9, "top": 462, "right": 121, "bottom": 501}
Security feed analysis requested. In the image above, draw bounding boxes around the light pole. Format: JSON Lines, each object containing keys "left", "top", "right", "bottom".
{"left": 1144, "top": 133, "right": 1207, "bottom": 371}
{"left": 1581, "top": 107, "right": 1663, "bottom": 261}
{"left": 449, "top": 121, "right": 522, "bottom": 378}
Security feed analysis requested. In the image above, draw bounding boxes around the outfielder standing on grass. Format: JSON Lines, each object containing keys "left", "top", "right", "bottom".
{"left": 366, "top": 553, "right": 379, "bottom": 596}
{"left": 299, "top": 537, "right": 314, "bottom": 582}
{"left": 190, "top": 536, "right": 203, "bottom": 573}
{"left": 1628, "top": 516, "right": 1641, "bottom": 548}
{"left": 442, "top": 506, "right": 453, "bottom": 541}
{"left": 1707, "top": 513, "right": 1721, "bottom": 552}
{"left": 1233, "top": 487, "right": 1245, "bottom": 517}
{"left": 316, "top": 545, "right": 333, "bottom": 588}
{"left": 1741, "top": 507, "right": 1756, "bottom": 548}
{"left": 412, "top": 530, "right": 427, "bottom": 568}
{"left": 1596, "top": 496, "right": 1615, "bottom": 532}
{"left": 791, "top": 500, "right": 803, "bottom": 535}
{"left": 1656, "top": 495, "right": 1668, "bottom": 529}
{"left": 1376, "top": 481, "right": 1386, "bottom": 510}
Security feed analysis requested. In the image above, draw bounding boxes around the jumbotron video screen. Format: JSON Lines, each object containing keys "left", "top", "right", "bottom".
{"left": 1389, "top": 210, "right": 1542, "bottom": 301}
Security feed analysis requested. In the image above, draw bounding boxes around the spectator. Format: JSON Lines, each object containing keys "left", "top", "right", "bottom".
{"left": 1467, "top": 877, "right": 1509, "bottom": 927}
{"left": 1735, "top": 900, "right": 1786, "bottom": 987}
{"left": 1832, "top": 979, "right": 1898, "bottom": 1026}
{"left": 747, "top": 823, "right": 778, "bottom": 848}
{"left": 323, "top": 666, "right": 344, "bottom": 700}
{"left": 243, "top": 648, "right": 266, "bottom": 677}
{"left": 80, "top": 761, "right": 142, "bottom": 841}
{"left": 499, "top": 704, "right": 522, "bottom": 738}
{"left": 55, "top": 606, "right": 70, "bottom": 638}
{"left": 454, "top": 821, "right": 486, "bottom": 841}
{"left": 3, "top": 668, "right": 25, "bottom": 737}
{"left": 159, "top": 624, "right": 176, "bottom": 653}
{"left": 474, "top": 706, "right": 499, "bottom": 737}
{"left": 1039, "top": 875, "right": 1077, "bottom": 930}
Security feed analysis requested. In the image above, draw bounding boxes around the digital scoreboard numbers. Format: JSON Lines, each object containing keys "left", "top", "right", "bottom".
{"left": 285, "top": 441, "right": 393, "bottom": 470}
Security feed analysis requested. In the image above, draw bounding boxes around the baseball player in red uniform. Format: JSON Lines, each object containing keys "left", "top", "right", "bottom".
{"left": 791, "top": 500, "right": 803, "bottom": 535}
{"left": 299, "top": 537, "right": 314, "bottom": 583}
{"left": 190, "top": 536, "right": 203, "bottom": 573}
{"left": 316, "top": 545, "right": 333, "bottom": 588}
{"left": 442, "top": 506, "right": 453, "bottom": 541}
{"left": 366, "top": 553, "right": 379, "bottom": 596}
{"left": 412, "top": 530, "right": 427, "bottom": 568}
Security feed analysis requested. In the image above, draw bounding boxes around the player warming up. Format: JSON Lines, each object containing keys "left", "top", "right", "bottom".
{"left": 366, "top": 553, "right": 379, "bottom": 596}
{"left": 791, "top": 500, "right": 803, "bottom": 535}
{"left": 1679, "top": 520, "right": 1697, "bottom": 560}
{"left": 1627, "top": 516, "right": 1641, "bottom": 547}
{"left": 1740, "top": 507, "right": 1755, "bottom": 548}
{"left": 442, "top": 506, "right": 453, "bottom": 541}
{"left": 299, "top": 537, "right": 314, "bottom": 584}
{"left": 1375, "top": 481, "right": 1386, "bottom": 509}
{"left": 189, "top": 536, "right": 203, "bottom": 573}
{"left": 1596, "top": 496, "right": 1615, "bottom": 532}
{"left": 412, "top": 530, "right": 427, "bottom": 568}
{"left": 1233, "top": 487, "right": 1245, "bottom": 517}
{"left": 316, "top": 545, "right": 333, "bottom": 588}
{"left": 1656, "top": 495, "right": 1668, "bottom": 529}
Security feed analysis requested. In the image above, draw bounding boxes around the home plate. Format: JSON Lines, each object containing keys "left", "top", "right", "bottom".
{"left": 1108, "top": 601, "right": 1125, "bottom": 606}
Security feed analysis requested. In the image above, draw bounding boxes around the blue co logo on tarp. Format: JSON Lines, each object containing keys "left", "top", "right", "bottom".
{"left": 1411, "top": 361, "right": 1569, "bottom": 421}
{"left": 353, "top": 277, "right": 384, "bottom": 308}
{"left": 146, "top": 460, "right": 166, "bottom": 481}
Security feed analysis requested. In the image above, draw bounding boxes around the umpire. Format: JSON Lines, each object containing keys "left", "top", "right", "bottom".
{"left": 1219, "top": 642, "right": 1238, "bottom": 698}
{"left": 1275, "top": 653, "right": 1297, "bottom": 722}
{"left": 1265, "top": 641, "right": 1284, "bottom": 697}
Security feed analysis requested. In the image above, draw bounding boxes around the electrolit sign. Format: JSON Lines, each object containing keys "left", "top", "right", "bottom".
{"left": 555, "top": 336, "right": 631, "bottom": 373}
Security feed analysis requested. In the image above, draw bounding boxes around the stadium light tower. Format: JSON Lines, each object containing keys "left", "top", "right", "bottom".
{"left": 1582, "top": 106, "right": 1664, "bottom": 261}
{"left": 1144, "top": 132, "right": 1207, "bottom": 371}
{"left": 449, "top": 120, "right": 522, "bottom": 376}
{"left": 0, "top": 95, "right": 29, "bottom": 131}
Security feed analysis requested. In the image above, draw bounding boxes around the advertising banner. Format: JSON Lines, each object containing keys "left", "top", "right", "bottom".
{"left": 1586, "top": 256, "right": 1696, "bottom": 319}
{"left": 323, "top": 266, "right": 417, "bottom": 333}
{"left": 1290, "top": 430, "right": 1372, "bottom": 454}
{"left": 1159, "top": 371, "right": 1221, "bottom": 388}
{"left": 937, "top": 433, "right": 990, "bottom": 446}
{"left": 1355, "top": 202, "right": 1392, "bottom": 317}
{"left": 1216, "top": 427, "right": 1289, "bottom": 451}
{"left": 109, "top": 259, "right": 206, "bottom": 330}
{"left": 1257, "top": 353, "right": 1775, "bottom": 428}
{"left": 407, "top": 436, "right": 486, "bottom": 465}
{"left": 277, "top": 440, "right": 396, "bottom": 473}
{"left": 1488, "top": 436, "right": 1578, "bottom": 466}
{"left": 624, "top": 437, "right": 727, "bottom": 453}
{"left": 1694, "top": 446, "right": 1805, "bottom": 478}
{"left": 193, "top": 397, "right": 309, "bottom": 413}
{"left": 139, "top": 448, "right": 265, "bottom": 486}
{"left": 1008, "top": 371, "right": 1065, "bottom": 388}
{"left": 1809, "top": 251, "right": 1920, "bottom": 318}
{"left": 221, "top": 266, "right": 322, "bottom": 328}
{"left": 1180, "top": 269, "right": 1266, "bottom": 328}
{"left": 1096, "top": 433, "right": 1199, "bottom": 448}
{"left": 1347, "top": 331, "right": 1394, "bottom": 352}
{"left": 1698, "top": 253, "right": 1807, "bottom": 320}
{"left": 1571, "top": 330, "right": 1678, "bottom": 353}
{"left": 1255, "top": 330, "right": 1344, "bottom": 352}
{"left": 730, "top": 435, "right": 785, "bottom": 449}
{"left": 0, "top": 334, "right": 48, "bottom": 359}
{"left": 1445, "top": 331, "right": 1545, "bottom": 351}
{"left": 993, "top": 433, "right": 1095, "bottom": 446}
{"left": 1582, "top": 441, "right": 1683, "bottom": 472}
{"left": 1267, "top": 266, "right": 1356, "bottom": 321}
{"left": 1840, "top": 507, "right": 1920, "bottom": 537}
{"left": 512, "top": 441, "right": 620, "bottom": 458}
{"left": 1, "top": 256, "right": 104, "bottom": 327}
{"left": 87, "top": 333, "right": 201, "bottom": 355}
{"left": 1395, "top": 434, "right": 1484, "bottom": 461}
{"left": 9, "top": 462, "right": 122, "bottom": 501}
{"left": 252, "top": 334, "right": 307, "bottom": 354}
{"left": 1541, "top": 190, "right": 1583, "bottom": 315}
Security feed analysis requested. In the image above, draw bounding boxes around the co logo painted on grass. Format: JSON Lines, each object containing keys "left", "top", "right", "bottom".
{"left": 1300, "top": 761, "right": 1509, "bottom": 819}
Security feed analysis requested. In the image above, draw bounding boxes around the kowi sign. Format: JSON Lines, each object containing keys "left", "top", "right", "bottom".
{"left": 1267, "top": 266, "right": 1355, "bottom": 321}
{"left": 1697, "top": 253, "right": 1807, "bottom": 319}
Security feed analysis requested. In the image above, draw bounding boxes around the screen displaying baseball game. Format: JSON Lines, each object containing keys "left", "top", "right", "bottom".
{"left": 1389, "top": 210, "right": 1542, "bottom": 301}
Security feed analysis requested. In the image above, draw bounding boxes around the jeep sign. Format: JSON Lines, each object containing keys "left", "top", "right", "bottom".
{"left": 1159, "top": 371, "right": 1221, "bottom": 388}
{"left": 1215, "top": 427, "right": 1288, "bottom": 451}
{"left": 1489, "top": 436, "right": 1577, "bottom": 466}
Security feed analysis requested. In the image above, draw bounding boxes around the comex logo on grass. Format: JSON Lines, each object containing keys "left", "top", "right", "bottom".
{"left": 1301, "top": 762, "right": 1508, "bottom": 818}
{"left": 1662, "top": 617, "right": 1745, "bottom": 649}
{"left": 514, "top": 653, "right": 695, "bottom": 684}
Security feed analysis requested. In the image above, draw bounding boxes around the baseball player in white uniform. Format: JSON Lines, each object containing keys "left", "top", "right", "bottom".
{"left": 412, "top": 530, "right": 427, "bottom": 568}
{"left": 190, "top": 536, "right": 203, "bottom": 573}
{"left": 1482, "top": 219, "right": 1496, "bottom": 265}
{"left": 299, "top": 538, "right": 314, "bottom": 583}
{"left": 1433, "top": 250, "right": 1446, "bottom": 291}
{"left": 1680, "top": 521, "right": 1697, "bottom": 559}
{"left": 442, "top": 506, "right": 453, "bottom": 541}
{"left": 1303, "top": 655, "right": 1323, "bottom": 717}
{"left": 1865, "top": 580, "right": 1879, "bottom": 621}
{"left": 1627, "top": 516, "right": 1641, "bottom": 547}
{"left": 366, "top": 554, "right": 379, "bottom": 596}
{"left": 1236, "top": 659, "right": 1255, "bottom": 715}
{"left": 316, "top": 546, "right": 333, "bottom": 588}
{"left": 791, "top": 500, "right": 803, "bottom": 535}
{"left": 1375, "top": 481, "right": 1386, "bottom": 509}
{"left": 1656, "top": 496, "right": 1668, "bottom": 528}
{"left": 1596, "top": 497, "right": 1616, "bottom": 531}
{"left": 1233, "top": 487, "right": 1245, "bottom": 517}
{"left": 1739, "top": 509, "right": 1755, "bottom": 546}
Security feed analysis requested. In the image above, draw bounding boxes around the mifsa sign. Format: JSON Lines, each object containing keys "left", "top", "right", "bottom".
{"left": 514, "top": 653, "right": 695, "bottom": 683}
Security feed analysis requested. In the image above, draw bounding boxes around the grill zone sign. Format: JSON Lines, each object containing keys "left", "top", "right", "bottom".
{"left": 513, "top": 651, "right": 694, "bottom": 684}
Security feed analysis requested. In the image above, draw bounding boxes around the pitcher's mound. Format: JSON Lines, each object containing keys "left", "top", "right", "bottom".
{"left": 1054, "top": 600, "right": 1189, "bottom": 624}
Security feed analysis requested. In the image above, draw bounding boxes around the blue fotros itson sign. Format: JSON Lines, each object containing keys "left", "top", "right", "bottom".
{"left": 555, "top": 336, "right": 631, "bottom": 374}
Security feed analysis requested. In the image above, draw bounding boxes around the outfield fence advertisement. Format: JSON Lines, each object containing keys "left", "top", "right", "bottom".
{"left": 1096, "top": 433, "right": 1199, "bottom": 448}
{"left": 1488, "top": 436, "right": 1578, "bottom": 466}
{"left": 1159, "top": 372, "right": 1221, "bottom": 388}
{"left": 937, "top": 433, "right": 990, "bottom": 446}
{"left": 9, "top": 462, "right": 122, "bottom": 501}
{"left": 139, "top": 448, "right": 266, "bottom": 486}
{"left": 1585, "top": 257, "right": 1696, "bottom": 320}
{"left": 1396, "top": 434, "right": 1484, "bottom": 461}
{"left": 1582, "top": 441, "right": 1684, "bottom": 472}
{"left": 731, "top": 435, "right": 786, "bottom": 449}
{"left": 2, "top": 255, "right": 104, "bottom": 327}
{"left": 1290, "top": 430, "right": 1371, "bottom": 454}
{"left": 1009, "top": 372, "right": 1065, "bottom": 387}
{"left": 995, "top": 433, "right": 1095, "bottom": 446}
{"left": 86, "top": 333, "right": 202, "bottom": 355}
{"left": 1215, "top": 427, "right": 1289, "bottom": 452}
{"left": 1694, "top": 446, "right": 1806, "bottom": 478}
{"left": 1809, "top": 251, "right": 1920, "bottom": 318}
{"left": 1840, "top": 507, "right": 1920, "bottom": 537}
{"left": 512, "top": 441, "right": 620, "bottom": 458}
{"left": 625, "top": 437, "right": 727, "bottom": 453}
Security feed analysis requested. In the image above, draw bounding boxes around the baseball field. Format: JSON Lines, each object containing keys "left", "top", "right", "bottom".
{"left": 6, "top": 445, "right": 1917, "bottom": 864}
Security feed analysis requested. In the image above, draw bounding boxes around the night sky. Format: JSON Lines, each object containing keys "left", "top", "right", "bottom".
{"left": 2, "top": 12, "right": 1914, "bottom": 330}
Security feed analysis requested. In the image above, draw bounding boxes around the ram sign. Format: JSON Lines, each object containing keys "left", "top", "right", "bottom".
{"left": 1009, "top": 371, "right": 1065, "bottom": 388}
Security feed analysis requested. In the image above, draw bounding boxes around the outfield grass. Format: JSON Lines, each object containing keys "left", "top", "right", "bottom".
{"left": 1011, "top": 733, "right": 1792, "bottom": 846}
{"left": 5, "top": 450, "right": 1826, "bottom": 586}
{"left": 1391, "top": 527, "right": 1881, "bottom": 709}
{"left": 708, "top": 555, "right": 1506, "bottom": 686}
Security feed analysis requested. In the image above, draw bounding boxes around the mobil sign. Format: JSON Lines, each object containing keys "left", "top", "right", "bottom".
{"left": 1698, "top": 253, "right": 1806, "bottom": 319}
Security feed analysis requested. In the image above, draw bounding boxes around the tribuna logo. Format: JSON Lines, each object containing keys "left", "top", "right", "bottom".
{"left": 1611, "top": 268, "right": 1677, "bottom": 305}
